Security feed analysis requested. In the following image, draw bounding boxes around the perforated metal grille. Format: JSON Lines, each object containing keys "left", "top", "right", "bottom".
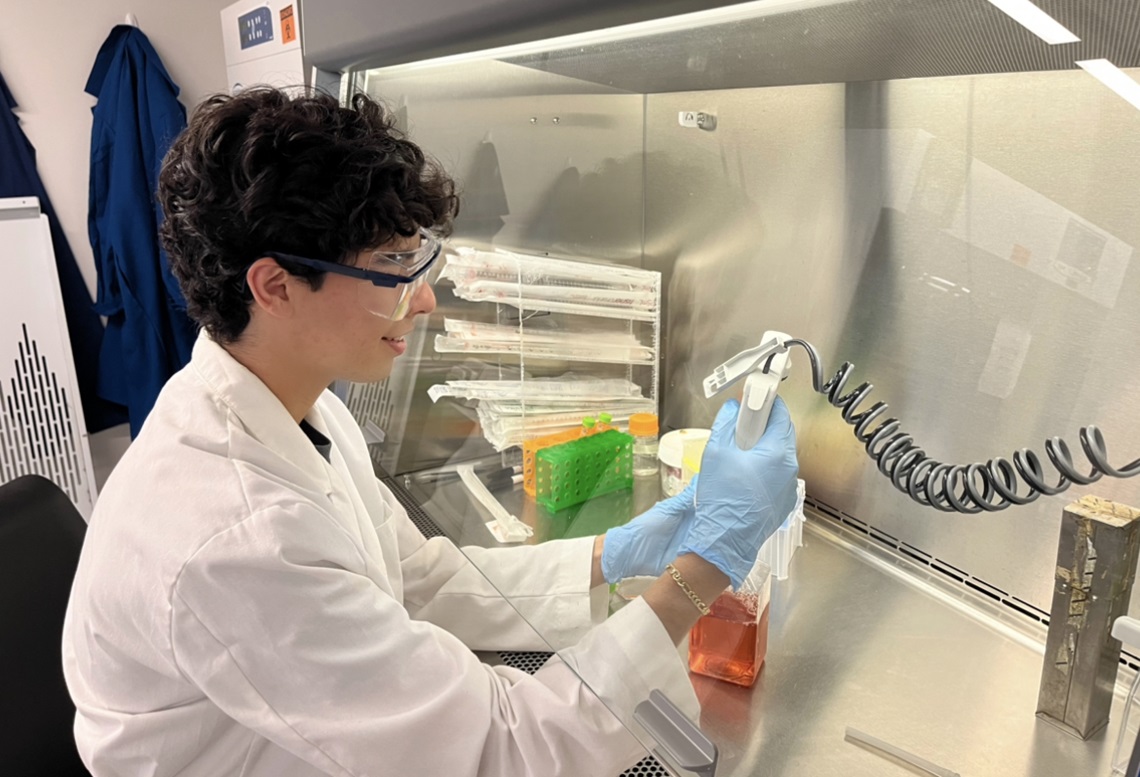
{"left": 621, "top": 758, "right": 672, "bottom": 777}
{"left": 380, "top": 475, "right": 446, "bottom": 538}
{"left": 0, "top": 324, "right": 88, "bottom": 511}
{"left": 346, "top": 380, "right": 396, "bottom": 471}
{"left": 497, "top": 650, "right": 553, "bottom": 674}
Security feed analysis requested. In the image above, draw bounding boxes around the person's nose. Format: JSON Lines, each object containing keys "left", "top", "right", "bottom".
{"left": 409, "top": 278, "right": 436, "bottom": 318}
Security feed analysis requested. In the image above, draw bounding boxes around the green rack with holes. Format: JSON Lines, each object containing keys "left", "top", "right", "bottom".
{"left": 535, "top": 429, "right": 634, "bottom": 512}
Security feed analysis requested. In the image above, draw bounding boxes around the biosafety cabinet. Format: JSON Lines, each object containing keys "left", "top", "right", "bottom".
{"left": 308, "top": 1, "right": 1140, "bottom": 774}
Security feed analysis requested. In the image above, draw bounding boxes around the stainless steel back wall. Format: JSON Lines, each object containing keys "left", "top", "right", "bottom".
{"left": 647, "top": 70, "right": 1140, "bottom": 617}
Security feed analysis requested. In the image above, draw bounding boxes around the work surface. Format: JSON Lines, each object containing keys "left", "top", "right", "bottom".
{"left": 406, "top": 473, "right": 1127, "bottom": 776}
{"left": 693, "top": 518, "right": 1124, "bottom": 777}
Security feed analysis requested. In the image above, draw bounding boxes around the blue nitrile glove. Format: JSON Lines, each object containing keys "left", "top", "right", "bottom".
{"left": 601, "top": 480, "right": 699, "bottom": 583}
{"left": 679, "top": 397, "right": 799, "bottom": 589}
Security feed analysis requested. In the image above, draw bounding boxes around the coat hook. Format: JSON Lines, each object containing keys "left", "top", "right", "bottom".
{"left": 125, "top": 13, "right": 139, "bottom": 27}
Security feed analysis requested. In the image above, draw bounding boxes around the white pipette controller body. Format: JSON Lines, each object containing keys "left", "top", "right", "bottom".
{"left": 702, "top": 331, "right": 793, "bottom": 450}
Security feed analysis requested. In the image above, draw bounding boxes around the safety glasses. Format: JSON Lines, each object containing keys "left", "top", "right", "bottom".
{"left": 263, "top": 228, "right": 443, "bottom": 320}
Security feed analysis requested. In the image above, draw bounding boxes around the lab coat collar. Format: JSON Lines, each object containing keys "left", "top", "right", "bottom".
{"left": 189, "top": 331, "right": 335, "bottom": 495}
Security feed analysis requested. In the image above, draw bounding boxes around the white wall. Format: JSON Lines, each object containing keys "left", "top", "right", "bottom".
{"left": 1, "top": 0, "right": 236, "bottom": 485}
{"left": 2, "top": 0, "right": 235, "bottom": 297}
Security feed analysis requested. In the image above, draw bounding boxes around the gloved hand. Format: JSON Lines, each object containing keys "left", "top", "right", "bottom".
{"left": 600, "top": 480, "right": 699, "bottom": 583}
{"left": 679, "top": 397, "right": 799, "bottom": 589}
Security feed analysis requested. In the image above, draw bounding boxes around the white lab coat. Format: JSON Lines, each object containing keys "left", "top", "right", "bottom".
{"left": 62, "top": 334, "right": 698, "bottom": 777}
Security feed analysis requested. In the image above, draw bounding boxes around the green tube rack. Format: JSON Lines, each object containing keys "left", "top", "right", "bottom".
{"left": 535, "top": 429, "right": 634, "bottom": 512}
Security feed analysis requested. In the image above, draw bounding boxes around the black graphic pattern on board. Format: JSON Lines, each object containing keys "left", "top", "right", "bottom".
{"left": 0, "top": 324, "right": 85, "bottom": 505}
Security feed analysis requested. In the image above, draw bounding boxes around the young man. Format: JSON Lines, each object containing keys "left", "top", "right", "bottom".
{"left": 63, "top": 88, "right": 799, "bottom": 777}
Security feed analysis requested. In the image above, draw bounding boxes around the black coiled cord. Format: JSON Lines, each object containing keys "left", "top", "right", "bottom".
{"left": 781, "top": 338, "right": 1140, "bottom": 513}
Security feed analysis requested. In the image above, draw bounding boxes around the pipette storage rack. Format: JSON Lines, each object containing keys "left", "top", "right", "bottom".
{"left": 430, "top": 246, "right": 661, "bottom": 456}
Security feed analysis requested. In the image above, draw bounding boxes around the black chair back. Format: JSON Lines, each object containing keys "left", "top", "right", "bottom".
{"left": 0, "top": 475, "right": 89, "bottom": 775}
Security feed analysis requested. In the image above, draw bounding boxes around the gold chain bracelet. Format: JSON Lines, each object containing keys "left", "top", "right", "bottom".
{"left": 665, "top": 563, "right": 711, "bottom": 616}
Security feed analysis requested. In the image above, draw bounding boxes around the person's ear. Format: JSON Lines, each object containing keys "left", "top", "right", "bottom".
{"left": 245, "top": 257, "right": 296, "bottom": 319}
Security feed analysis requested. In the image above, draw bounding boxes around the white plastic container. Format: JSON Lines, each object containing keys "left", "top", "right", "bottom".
{"left": 758, "top": 479, "right": 806, "bottom": 580}
{"left": 791, "top": 479, "right": 806, "bottom": 549}
{"left": 659, "top": 428, "right": 711, "bottom": 497}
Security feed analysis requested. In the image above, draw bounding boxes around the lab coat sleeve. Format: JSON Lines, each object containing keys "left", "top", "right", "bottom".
{"left": 385, "top": 482, "right": 608, "bottom": 651}
{"left": 408, "top": 536, "right": 613, "bottom": 651}
{"left": 170, "top": 501, "right": 694, "bottom": 777}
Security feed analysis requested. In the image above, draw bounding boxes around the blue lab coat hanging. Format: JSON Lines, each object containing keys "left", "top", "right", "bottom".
{"left": 86, "top": 25, "right": 198, "bottom": 437}
{"left": 0, "top": 70, "right": 127, "bottom": 433}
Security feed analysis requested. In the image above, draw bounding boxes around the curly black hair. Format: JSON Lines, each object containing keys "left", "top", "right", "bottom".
{"left": 158, "top": 88, "right": 459, "bottom": 343}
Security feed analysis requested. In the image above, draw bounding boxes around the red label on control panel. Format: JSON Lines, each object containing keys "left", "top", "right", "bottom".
{"left": 280, "top": 5, "right": 297, "bottom": 44}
